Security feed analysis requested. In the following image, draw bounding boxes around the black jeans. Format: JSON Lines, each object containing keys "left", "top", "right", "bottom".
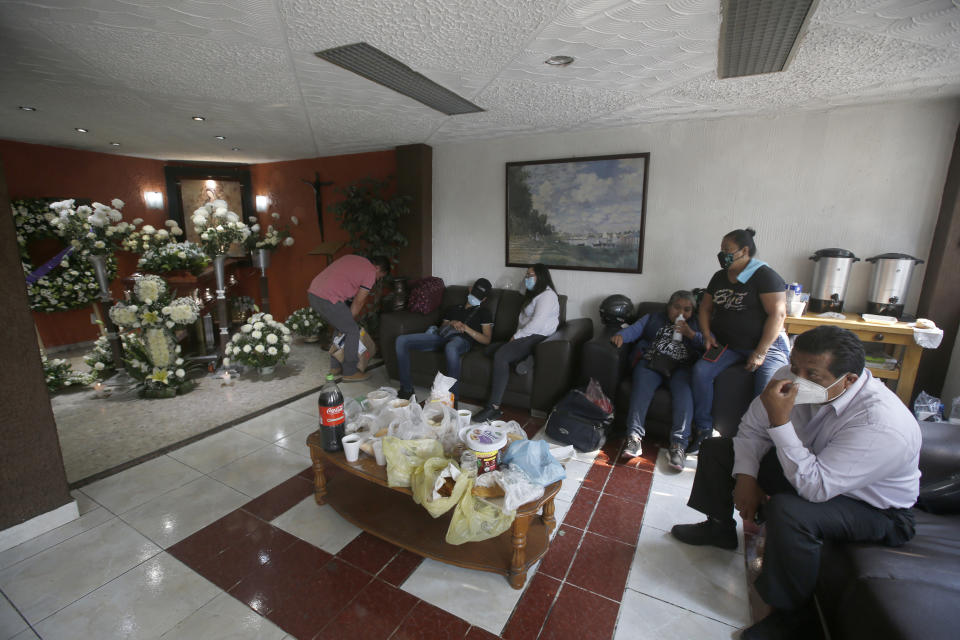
{"left": 487, "top": 334, "right": 546, "bottom": 406}
{"left": 687, "top": 437, "right": 916, "bottom": 611}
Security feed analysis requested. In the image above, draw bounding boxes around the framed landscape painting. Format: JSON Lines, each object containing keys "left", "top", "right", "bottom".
{"left": 505, "top": 153, "right": 648, "bottom": 273}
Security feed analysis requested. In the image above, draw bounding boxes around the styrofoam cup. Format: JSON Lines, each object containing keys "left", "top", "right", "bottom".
{"left": 372, "top": 438, "right": 385, "bottom": 465}
{"left": 789, "top": 300, "right": 806, "bottom": 318}
{"left": 342, "top": 434, "right": 362, "bottom": 462}
{"left": 457, "top": 409, "right": 472, "bottom": 428}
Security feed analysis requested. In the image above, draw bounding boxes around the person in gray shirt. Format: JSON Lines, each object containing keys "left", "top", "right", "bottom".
{"left": 671, "top": 325, "right": 920, "bottom": 640}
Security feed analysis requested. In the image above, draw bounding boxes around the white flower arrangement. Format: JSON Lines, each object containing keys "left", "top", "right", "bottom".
{"left": 46, "top": 198, "right": 136, "bottom": 256}
{"left": 122, "top": 219, "right": 183, "bottom": 253}
{"left": 42, "top": 353, "right": 92, "bottom": 392}
{"left": 285, "top": 307, "right": 325, "bottom": 338}
{"left": 191, "top": 200, "right": 250, "bottom": 257}
{"left": 226, "top": 312, "right": 292, "bottom": 370}
{"left": 137, "top": 241, "right": 210, "bottom": 275}
{"left": 13, "top": 198, "right": 117, "bottom": 312}
{"left": 83, "top": 336, "right": 115, "bottom": 380}
{"left": 243, "top": 211, "right": 297, "bottom": 252}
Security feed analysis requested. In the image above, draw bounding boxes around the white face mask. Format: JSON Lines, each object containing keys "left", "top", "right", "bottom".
{"left": 791, "top": 373, "right": 847, "bottom": 405}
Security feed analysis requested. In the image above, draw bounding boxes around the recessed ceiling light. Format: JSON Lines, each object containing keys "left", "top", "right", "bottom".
{"left": 109, "top": 142, "right": 121, "bottom": 146}
{"left": 214, "top": 135, "right": 226, "bottom": 140}
{"left": 231, "top": 147, "right": 240, "bottom": 151}
{"left": 192, "top": 115, "right": 206, "bottom": 121}
{"left": 74, "top": 127, "right": 89, "bottom": 133}
{"left": 18, "top": 106, "right": 36, "bottom": 111}
{"left": 545, "top": 55, "right": 574, "bottom": 66}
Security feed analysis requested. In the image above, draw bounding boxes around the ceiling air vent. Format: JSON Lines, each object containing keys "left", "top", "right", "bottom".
{"left": 719, "top": 0, "right": 818, "bottom": 78}
{"left": 314, "top": 42, "right": 484, "bottom": 116}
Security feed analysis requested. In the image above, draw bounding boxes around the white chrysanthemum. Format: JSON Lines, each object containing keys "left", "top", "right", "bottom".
{"left": 282, "top": 344, "right": 290, "bottom": 353}
{"left": 226, "top": 212, "right": 238, "bottom": 223}
{"left": 222, "top": 358, "right": 230, "bottom": 367}
{"left": 253, "top": 322, "right": 264, "bottom": 330}
{"left": 165, "top": 220, "right": 176, "bottom": 227}
{"left": 250, "top": 224, "right": 260, "bottom": 233}
{"left": 254, "top": 344, "right": 265, "bottom": 353}
{"left": 241, "top": 324, "right": 253, "bottom": 333}
{"left": 94, "top": 362, "right": 105, "bottom": 370}
{"left": 283, "top": 237, "right": 294, "bottom": 246}
{"left": 176, "top": 369, "right": 185, "bottom": 378}
{"left": 142, "top": 225, "right": 155, "bottom": 234}
{"left": 111, "top": 198, "right": 124, "bottom": 209}
{"left": 267, "top": 346, "right": 277, "bottom": 356}
{"left": 266, "top": 333, "right": 278, "bottom": 344}
{"left": 242, "top": 345, "right": 252, "bottom": 353}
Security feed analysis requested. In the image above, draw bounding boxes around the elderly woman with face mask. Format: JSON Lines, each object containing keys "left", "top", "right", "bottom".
{"left": 611, "top": 290, "right": 705, "bottom": 469}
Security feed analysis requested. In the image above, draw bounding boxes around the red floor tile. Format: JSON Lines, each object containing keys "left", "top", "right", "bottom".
{"left": 538, "top": 583, "right": 619, "bottom": 640}
{"left": 379, "top": 549, "right": 423, "bottom": 587}
{"left": 167, "top": 508, "right": 266, "bottom": 566}
{"left": 538, "top": 525, "right": 583, "bottom": 580}
{"left": 565, "top": 531, "right": 635, "bottom": 602}
{"left": 562, "top": 487, "right": 599, "bottom": 529}
{"left": 581, "top": 463, "right": 612, "bottom": 492}
{"left": 587, "top": 493, "right": 645, "bottom": 545}
{"left": 315, "top": 578, "right": 418, "bottom": 640}
{"left": 465, "top": 626, "right": 500, "bottom": 640}
{"left": 243, "top": 473, "right": 316, "bottom": 521}
{"left": 391, "top": 600, "right": 471, "bottom": 640}
{"left": 227, "top": 540, "right": 337, "bottom": 616}
{"left": 602, "top": 465, "right": 654, "bottom": 504}
{"left": 194, "top": 523, "right": 301, "bottom": 591}
{"left": 618, "top": 442, "right": 658, "bottom": 470}
{"left": 501, "top": 571, "right": 562, "bottom": 640}
{"left": 337, "top": 531, "right": 401, "bottom": 575}
{"left": 298, "top": 465, "right": 314, "bottom": 481}
{"left": 595, "top": 437, "right": 624, "bottom": 467}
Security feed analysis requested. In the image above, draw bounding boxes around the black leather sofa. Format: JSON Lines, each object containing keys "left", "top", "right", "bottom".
{"left": 815, "top": 419, "right": 960, "bottom": 640}
{"left": 380, "top": 285, "right": 593, "bottom": 415}
{"left": 580, "top": 301, "right": 754, "bottom": 441}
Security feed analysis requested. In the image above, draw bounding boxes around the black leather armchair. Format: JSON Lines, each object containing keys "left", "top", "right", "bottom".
{"left": 815, "top": 420, "right": 960, "bottom": 640}
{"left": 579, "top": 301, "right": 754, "bottom": 441}
{"left": 381, "top": 285, "right": 593, "bottom": 415}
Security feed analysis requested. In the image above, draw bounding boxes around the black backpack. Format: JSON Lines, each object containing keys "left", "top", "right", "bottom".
{"left": 545, "top": 389, "right": 614, "bottom": 452}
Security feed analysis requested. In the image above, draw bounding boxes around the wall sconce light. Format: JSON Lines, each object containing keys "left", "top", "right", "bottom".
{"left": 255, "top": 195, "right": 269, "bottom": 212}
{"left": 144, "top": 191, "right": 164, "bottom": 209}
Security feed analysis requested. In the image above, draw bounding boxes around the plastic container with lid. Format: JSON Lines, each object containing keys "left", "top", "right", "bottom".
{"left": 459, "top": 425, "right": 507, "bottom": 474}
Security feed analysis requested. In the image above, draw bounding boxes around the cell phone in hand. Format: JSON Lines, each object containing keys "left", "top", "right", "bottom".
{"left": 702, "top": 344, "right": 727, "bottom": 362}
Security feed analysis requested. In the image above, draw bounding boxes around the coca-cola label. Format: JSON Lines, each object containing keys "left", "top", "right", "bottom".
{"left": 319, "top": 404, "right": 345, "bottom": 426}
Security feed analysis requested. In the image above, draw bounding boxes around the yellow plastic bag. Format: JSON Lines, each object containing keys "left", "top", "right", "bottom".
{"left": 445, "top": 486, "right": 516, "bottom": 545}
{"left": 382, "top": 436, "right": 444, "bottom": 488}
{"left": 410, "top": 457, "right": 471, "bottom": 518}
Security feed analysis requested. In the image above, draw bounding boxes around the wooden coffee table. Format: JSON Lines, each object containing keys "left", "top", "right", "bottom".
{"left": 306, "top": 431, "right": 559, "bottom": 589}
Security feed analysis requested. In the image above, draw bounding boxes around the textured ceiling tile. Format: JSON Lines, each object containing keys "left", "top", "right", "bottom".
{"left": 823, "top": 0, "right": 960, "bottom": 49}
{"left": 279, "top": 0, "right": 567, "bottom": 75}
{"left": 34, "top": 20, "right": 300, "bottom": 104}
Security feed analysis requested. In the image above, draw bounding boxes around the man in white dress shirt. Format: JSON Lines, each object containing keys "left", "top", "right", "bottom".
{"left": 671, "top": 325, "right": 920, "bottom": 640}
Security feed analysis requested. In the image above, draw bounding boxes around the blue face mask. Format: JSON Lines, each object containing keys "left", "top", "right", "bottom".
{"left": 524, "top": 276, "right": 536, "bottom": 290}
{"left": 467, "top": 294, "right": 481, "bottom": 307}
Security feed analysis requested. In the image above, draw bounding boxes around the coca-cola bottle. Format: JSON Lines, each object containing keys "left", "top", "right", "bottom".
{"left": 318, "top": 374, "right": 345, "bottom": 452}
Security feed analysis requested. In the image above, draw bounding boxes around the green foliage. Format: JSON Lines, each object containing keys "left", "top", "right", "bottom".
{"left": 507, "top": 168, "right": 556, "bottom": 238}
{"left": 330, "top": 177, "right": 410, "bottom": 263}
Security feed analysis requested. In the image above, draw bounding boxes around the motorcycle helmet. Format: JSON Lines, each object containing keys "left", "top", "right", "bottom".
{"left": 599, "top": 294, "right": 634, "bottom": 326}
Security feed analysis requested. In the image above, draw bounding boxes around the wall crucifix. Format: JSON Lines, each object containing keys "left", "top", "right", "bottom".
{"left": 301, "top": 171, "right": 333, "bottom": 240}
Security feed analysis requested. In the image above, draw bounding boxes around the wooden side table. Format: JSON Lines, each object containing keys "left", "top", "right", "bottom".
{"left": 782, "top": 313, "right": 923, "bottom": 405}
{"left": 306, "top": 431, "right": 559, "bottom": 589}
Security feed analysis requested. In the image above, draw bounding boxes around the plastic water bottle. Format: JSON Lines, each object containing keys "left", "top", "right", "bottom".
{"left": 672, "top": 315, "right": 685, "bottom": 342}
{"left": 318, "top": 374, "right": 345, "bottom": 452}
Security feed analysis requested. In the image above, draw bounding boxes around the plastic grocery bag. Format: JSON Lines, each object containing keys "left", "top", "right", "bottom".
{"left": 498, "top": 465, "right": 546, "bottom": 512}
{"left": 501, "top": 439, "right": 566, "bottom": 486}
{"left": 411, "top": 457, "right": 471, "bottom": 518}
{"left": 445, "top": 488, "right": 515, "bottom": 545}
{"left": 429, "top": 371, "right": 457, "bottom": 407}
{"left": 422, "top": 403, "right": 461, "bottom": 455}
{"left": 381, "top": 436, "right": 444, "bottom": 488}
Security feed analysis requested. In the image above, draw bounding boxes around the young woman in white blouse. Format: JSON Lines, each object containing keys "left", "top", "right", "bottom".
{"left": 474, "top": 264, "right": 560, "bottom": 422}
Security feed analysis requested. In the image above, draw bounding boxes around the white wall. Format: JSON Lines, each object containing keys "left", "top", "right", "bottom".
{"left": 432, "top": 99, "right": 960, "bottom": 333}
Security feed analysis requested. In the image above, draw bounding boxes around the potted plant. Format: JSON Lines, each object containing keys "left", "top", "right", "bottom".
{"left": 285, "top": 307, "right": 325, "bottom": 342}
{"left": 224, "top": 312, "right": 293, "bottom": 376}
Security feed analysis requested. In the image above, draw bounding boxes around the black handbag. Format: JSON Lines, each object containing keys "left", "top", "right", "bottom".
{"left": 545, "top": 389, "right": 614, "bottom": 452}
{"left": 647, "top": 351, "right": 682, "bottom": 378}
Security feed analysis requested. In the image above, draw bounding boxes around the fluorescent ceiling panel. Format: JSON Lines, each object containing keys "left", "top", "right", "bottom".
{"left": 315, "top": 42, "right": 484, "bottom": 116}
{"left": 719, "top": 0, "right": 818, "bottom": 78}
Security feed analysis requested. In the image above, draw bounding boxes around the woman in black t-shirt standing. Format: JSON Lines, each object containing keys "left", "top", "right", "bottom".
{"left": 690, "top": 228, "right": 789, "bottom": 449}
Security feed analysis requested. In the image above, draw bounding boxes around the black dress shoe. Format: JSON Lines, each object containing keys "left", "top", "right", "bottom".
{"left": 671, "top": 519, "right": 738, "bottom": 550}
{"left": 397, "top": 387, "right": 415, "bottom": 400}
{"left": 474, "top": 406, "right": 503, "bottom": 423}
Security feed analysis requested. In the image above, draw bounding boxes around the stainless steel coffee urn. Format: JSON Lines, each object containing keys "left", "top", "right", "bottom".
{"left": 864, "top": 253, "right": 925, "bottom": 318}
{"left": 808, "top": 248, "right": 859, "bottom": 313}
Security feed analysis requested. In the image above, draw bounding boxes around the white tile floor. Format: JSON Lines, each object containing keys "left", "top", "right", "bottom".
{"left": 0, "top": 367, "right": 749, "bottom": 639}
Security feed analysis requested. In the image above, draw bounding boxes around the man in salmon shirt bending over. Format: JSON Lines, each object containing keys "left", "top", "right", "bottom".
{"left": 308, "top": 254, "right": 389, "bottom": 381}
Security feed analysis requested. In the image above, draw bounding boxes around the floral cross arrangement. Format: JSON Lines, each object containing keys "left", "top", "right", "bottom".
{"left": 122, "top": 219, "right": 184, "bottom": 253}
{"left": 108, "top": 274, "right": 201, "bottom": 397}
{"left": 191, "top": 200, "right": 250, "bottom": 257}
{"left": 244, "top": 212, "right": 297, "bottom": 252}
{"left": 224, "top": 311, "right": 292, "bottom": 371}
{"left": 47, "top": 198, "right": 137, "bottom": 256}
{"left": 285, "top": 307, "right": 325, "bottom": 339}
{"left": 137, "top": 241, "right": 210, "bottom": 276}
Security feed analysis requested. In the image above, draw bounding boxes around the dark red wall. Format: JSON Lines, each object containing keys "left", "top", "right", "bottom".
{"left": 1, "top": 140, "right": 397, "bottom": 346}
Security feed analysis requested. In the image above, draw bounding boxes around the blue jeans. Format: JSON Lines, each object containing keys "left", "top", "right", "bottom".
{"left": 691, "top": 333, "right": 791, "bottom": 434}
{"left": 626, "top": 360, "right": 695, "bottom": 447}
{"left": 395, "top": 332, "right": 472, "bottom": 395}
